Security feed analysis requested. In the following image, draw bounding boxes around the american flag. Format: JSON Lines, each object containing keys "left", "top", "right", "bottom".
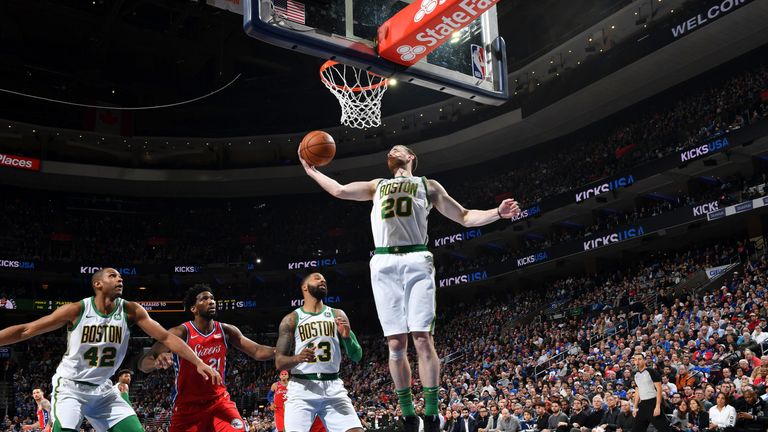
{"left": 274, "top": 0, "right": 305, "bottom": 24}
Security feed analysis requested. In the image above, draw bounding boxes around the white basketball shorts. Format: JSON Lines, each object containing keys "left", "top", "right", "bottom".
{"left": 50, "top": 374, "right": 136, "bottom": 432}
{"left": 284, "top": 378, "right": 362, "bottom": 432}
{"left": 369, "top": 251, "right": 436, "bottom": 337}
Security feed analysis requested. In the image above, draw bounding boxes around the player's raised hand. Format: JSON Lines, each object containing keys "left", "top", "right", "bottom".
{"left": 497, "top": 198, "right": 521, "bottom": 219}
{"left": 297, "top": 148, "right": 314, "bottom": 171}
{"left": 196, "top": 363, "right": 222, "bottom": 385}
{"left": 154, "top": 352, "right": 174, "bottom": 369}
{"left": 335, "top": 316, "right": 351, "bottom": 338}
{"left": 294, "top": 346, "right": 316, "bottom": 364}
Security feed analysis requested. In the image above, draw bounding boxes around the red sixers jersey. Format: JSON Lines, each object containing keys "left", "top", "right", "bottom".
{"left": 37, "top": 403, "right": 50, "bottom": 429}
{"left": 274, "top": 382, "right": 288, "bottom": 414}
{"left": 172, "top": 321, "right": 228, "bottom": 406}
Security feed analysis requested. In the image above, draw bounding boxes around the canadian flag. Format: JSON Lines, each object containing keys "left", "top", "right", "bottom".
{"left": 83, "top": 108, "right": 133, "bottom": 136}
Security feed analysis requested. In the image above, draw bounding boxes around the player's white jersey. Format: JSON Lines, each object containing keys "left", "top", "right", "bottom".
{"left": 55, "top": 297, "right": 130, "bottom": 385}
{"left": 371, "top": 176, "right": 431, "bottom": 248}
{"left": 291, "top": 306, "right": 341, "bottom": 375}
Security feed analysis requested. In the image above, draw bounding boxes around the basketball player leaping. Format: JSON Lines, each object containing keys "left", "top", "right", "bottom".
{"left": 22, "top": 389, "right": 51, "bottom": 432}
{"left": 0, "top": 268, "right": 221, "bottom": 432}
{"left": 300, "top": 145, "right": 520, "bottom": 432}
{"left": 139, "top": 284, "right": 276, "bottom": 432}
{"left": 275, "top": 272, "right": 364, "bottom": 432}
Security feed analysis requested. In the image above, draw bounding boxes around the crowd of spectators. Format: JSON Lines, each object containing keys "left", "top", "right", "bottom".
{"left": 0, "top": 61, "right": 766, "bottom": 277}
{"left": 437, "top": 170, "right": 766, "bottom": 277}
{"left": 2, "top": 39, "right": 768, "bottom": 432}
{"left": 4, "top": 237, "right": 763, "bottom": 432}
{"left": 444, "top": 64, "right": 768, "bottom": 212}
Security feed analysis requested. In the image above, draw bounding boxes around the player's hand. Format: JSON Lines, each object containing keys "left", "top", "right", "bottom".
{"left": 335, "top": 317, "right": 351, "bottom": 338}
{"left": 294, "top": 347, "right": 316, "bottom": 363}
{"left": 154, "top": 352, "right": 174, "bottom": 369}
{"left": 497, "top": 198, "right": 521, "bottom": 219}
{"left": 196, "top": 363, "right": 222, "bottom": 385}
{"left": 297, "top": 148, "right": 314, "bottom": 172}
{"left": 653, "top": 406, "right": 660, "bottom": 417}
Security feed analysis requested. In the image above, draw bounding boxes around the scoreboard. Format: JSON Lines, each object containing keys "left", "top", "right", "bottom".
{"left": 19, "top": 299, "right": 257, "bottom": 313}
{"left": 33, "top": 299, "right": 70, "bottom": 310}
{"left": 136, "top": 301, "right": 185, "bottom": 312}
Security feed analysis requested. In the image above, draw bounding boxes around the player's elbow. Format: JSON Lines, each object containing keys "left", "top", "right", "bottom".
{"left": 274, "top": 355, "right": 290, "bottom": 370}
{"left": 138, "top": 365, "right": 153, "bottom": 374}
{"left": 459, "top": 211, "right": 476, "bottom": 227}
{"left": 138, "top": 358, "right": 155, "bottom": 373}
{"left": 329, "top": 186, "right": 346, "bottom": 199}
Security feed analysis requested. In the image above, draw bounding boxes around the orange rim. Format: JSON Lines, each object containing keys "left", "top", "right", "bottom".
{"left": 319, "top": 60, "right": 389, "bottom": 93}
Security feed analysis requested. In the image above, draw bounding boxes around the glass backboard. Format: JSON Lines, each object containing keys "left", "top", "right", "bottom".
{"left": 243, "top": 0, "right": 508, "bottom": 105}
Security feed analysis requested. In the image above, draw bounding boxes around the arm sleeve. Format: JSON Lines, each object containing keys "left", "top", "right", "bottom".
{"left": 340, "top": 330, "right": 363, "bottom": 363}
{"left": 649, "top": 368, "right": 662, "bottom": 383}
{"left": 267, "top": 390, "right": 275, "bottom": 404}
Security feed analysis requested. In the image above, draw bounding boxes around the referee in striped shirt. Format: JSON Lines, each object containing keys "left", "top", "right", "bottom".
{"left": 632, "top": 353, "right": 673, "bottom": 432}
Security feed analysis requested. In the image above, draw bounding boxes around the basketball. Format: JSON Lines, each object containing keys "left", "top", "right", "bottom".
{"left": 299, "top": 130, "right": 336, "bottom": 167}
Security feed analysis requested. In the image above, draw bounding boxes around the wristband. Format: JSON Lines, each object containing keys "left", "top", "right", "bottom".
{"left": 497, "top": 206, "right": 502, "bottom": 218}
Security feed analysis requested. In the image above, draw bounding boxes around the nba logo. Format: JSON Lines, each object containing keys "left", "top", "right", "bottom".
{"left": 471, "top": 44, "right": 486, "bottom": 81}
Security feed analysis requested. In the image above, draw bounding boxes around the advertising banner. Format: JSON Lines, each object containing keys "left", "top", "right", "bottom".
{"left": 0, "top": 153, "right": 40, "bottom": 171}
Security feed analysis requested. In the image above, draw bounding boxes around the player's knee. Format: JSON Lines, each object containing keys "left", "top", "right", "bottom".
{"left": 411, "top": 332, "right": 434, "bottom": 351}
{"left": 389, "top": 346, "right": 406, "bottom": 361}
{"left": 387, "top": 335, "right": 407, "bottom": 352}
{"left": 108, "top": 415, "right": 143, "bottom": 432}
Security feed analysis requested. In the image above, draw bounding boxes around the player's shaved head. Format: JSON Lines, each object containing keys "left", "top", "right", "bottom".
{"left": 91, "top": 267, "right": 120, "bottom": 289}
{"left": 301, "top": 273, "right": 321, "bottom": 288}
{"left": 91, "top": 268, "right": 107, "bottom": 286}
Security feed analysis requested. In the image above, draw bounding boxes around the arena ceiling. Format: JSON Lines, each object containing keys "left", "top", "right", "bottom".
{"left": 0, "top": 0, "right": 629, "bottom": 137}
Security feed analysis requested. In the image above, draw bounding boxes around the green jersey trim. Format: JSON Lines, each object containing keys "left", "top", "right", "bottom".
{"left": 52, "top": 376, "right": 62, "bottom": 432}
{"left": 292, "top": 372, "right": 339, "bottom": 381}
{"left": 70, "top": 299, "right": 86, "bottom": 331}
{"left": 90, "top": 297, "right": 121, "bottom": 318}
{"left": 300, "top": 305, "right": 327, "bottom": 316}
{"left": 374, "top": 244, "right": 428, "bottom": 254}
{"left": 421, "top": 177, "right": 430, "bottom": 205}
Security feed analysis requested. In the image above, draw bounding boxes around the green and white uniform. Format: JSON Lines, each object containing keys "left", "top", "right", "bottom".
{"left": 113, "top": 383, "right": 130, "bottom": 405}
{"left": 51, "top": 297, "right": 136, "bottom": 432}
{"left": 284, "top": 306, "right": 362, "bottom": 432}
{"left": 370, "top": 176, "right": 436, "bottom": 336}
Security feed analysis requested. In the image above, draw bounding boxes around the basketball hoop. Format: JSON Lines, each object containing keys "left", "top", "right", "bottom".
{"left": 319, "top": 61, "right": 388, "bottom": 129}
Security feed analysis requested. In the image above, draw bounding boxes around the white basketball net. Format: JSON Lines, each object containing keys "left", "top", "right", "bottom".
{"left": 320, "top": 61, "right": 388, "bottom": 129}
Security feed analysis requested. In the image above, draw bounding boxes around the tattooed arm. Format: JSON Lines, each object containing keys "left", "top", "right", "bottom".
{"left": 275, "top": 312, "right": 316, "bottom": 370}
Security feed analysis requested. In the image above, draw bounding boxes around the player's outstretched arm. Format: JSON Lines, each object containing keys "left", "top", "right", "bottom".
{"left": 275, "top": 312, "right": 316, "bottom": 370}
{"left": 298, "top": 151, "right": 378, "bottom": 201}
{"left": 427, "top": 179, "right": 520, "bottom": 227}
{"left": 138, "top": 325, "right": 185, "bottom": 373}
{"left": 222, "top": 323, "right": 276, "bottom": 361}
{"left": 333, "top": 309, "right": 362, "bottom": 363}
{"left": 126, "top": 301, "right": 222, "bottom": 384}
{"left": 0, "top": 301, "right": 81, "bottom": 346}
